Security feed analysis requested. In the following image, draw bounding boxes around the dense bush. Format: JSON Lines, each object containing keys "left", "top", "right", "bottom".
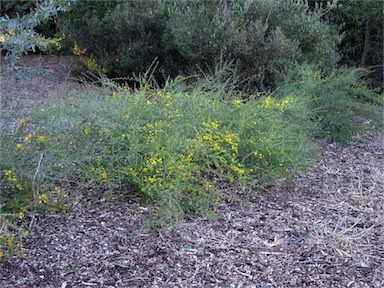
{"left": 59, "top": 1, "right": 171, "bottom": 77}
{"left": 166, "top": 0, "right": 341, "bottom": 88}
{"left": 60, "top": 0, "right": 342, "bottom": 90}
{"left": 1, "top": 66, "right": 316, "bottom": 233}
{"left": 275, "top": 65, "right": 383, "bottom": 144}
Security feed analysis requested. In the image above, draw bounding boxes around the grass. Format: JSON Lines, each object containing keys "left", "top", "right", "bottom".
{"left": 0, "top": 63, "right": 382, "bottom": 259}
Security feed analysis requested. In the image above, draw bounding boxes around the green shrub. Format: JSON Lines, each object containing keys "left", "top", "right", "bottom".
{"left": 165, "top": 0, "right": 341, "bottom": 88}
{"left": 60, "top": 0, "right": 341, "bottom": 90}
{"left": 59, "top": 1, "right": 171, "bottom": 78}
{"left": 0, "top": 65, "right": 316, "bottom": 231}
{"left": 0, "top": 218, "right": 23, "bottom": 263}
{"left": 275, "top": 65, "right": 383, "bottom": 144}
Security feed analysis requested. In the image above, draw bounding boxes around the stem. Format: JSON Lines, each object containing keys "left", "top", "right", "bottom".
{"left": 360, "top": 17, "right": 371, "bottom": 67}
{"left": 29, "top": 153, "right": 44, "bottom": 229}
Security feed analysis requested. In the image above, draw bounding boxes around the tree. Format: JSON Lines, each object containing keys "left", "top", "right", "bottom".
{"left": 0, "top": 0, "right": 73, "bottom": 71}
{"left": 326, "top": 0, "right": 383, "bottom": 87}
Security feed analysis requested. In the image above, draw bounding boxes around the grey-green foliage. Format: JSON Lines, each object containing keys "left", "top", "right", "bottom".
{"left": 0, "top": 0, "right": 73, "bottom": 71}
{"left": 60, "top": 0, "right": 342, "bottom": 90}
{"left": 166, "top": 0, "right": 342, "bottom": 88}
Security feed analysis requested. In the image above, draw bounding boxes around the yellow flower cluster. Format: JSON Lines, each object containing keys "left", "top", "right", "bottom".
{"left": 94, "top": 165, "right": 109, "bottom": 184}
{"left": 2, "top": 169, "right": 24, "bottom": 191}
{"left": 17, "top": 119, "right": 26, "bottom": 130}
{"left": 232, "top": 99, "right": 242, "bottom": 108}
{"left": 203, "top": 122, "right": 220, "bottom": 129}
{"left": 15, "top": 131, "right": 46, "bottom": 149}
{"left": 23, "top": 133, "right": 33, "bottom": 143}
{"left": 38, "top": 193, "right": 48, "bottom": 204}
{"left": 260, "top": 96, "right": 294, "bottom": 111}
{"left": 4, "top": 169, "right": 17, "bottom": 182}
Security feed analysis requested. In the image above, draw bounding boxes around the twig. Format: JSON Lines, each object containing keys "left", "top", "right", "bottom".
{"left": 29, "top": 153, "right": 44, "bottom": 229}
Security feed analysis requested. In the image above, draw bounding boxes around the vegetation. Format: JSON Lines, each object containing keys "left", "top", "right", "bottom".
{"left": 0, "top": 0, "right": 382, "bottom": 261}
{"left": 59, "top": 0, "right": 341, "bottom": 89}
{"left": 325, "top": 0, "right": 383, "bottom": 88}
{"left": 0, "top": 0, "right": 72, "bottom": 70}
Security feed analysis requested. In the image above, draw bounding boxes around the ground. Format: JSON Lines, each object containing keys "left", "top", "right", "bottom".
{"left": 0, "top": 55, "right": 383, "bottom": 287}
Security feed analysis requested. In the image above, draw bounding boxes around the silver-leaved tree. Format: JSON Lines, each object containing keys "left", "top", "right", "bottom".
{"left": 0, "top": 0, "right": 74, "bottom": 71}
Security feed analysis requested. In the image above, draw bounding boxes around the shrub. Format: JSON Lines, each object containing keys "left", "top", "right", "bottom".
{"left": 165, "top": 0, "right": 341, "bottom": 89}
{"left": 59, "top": 1, "right": 171, "bottom": 78}
{"left": 0, "top": 217, "right": 25, "bottom": 262}
{"left": 0, "top": 65, "right": 316, "bottom": 231}
{"left": 274, "top": 65, "right": 383, "bottom": 144}
{"left": 60, "top": 0, "right": 341, "bottom": 90}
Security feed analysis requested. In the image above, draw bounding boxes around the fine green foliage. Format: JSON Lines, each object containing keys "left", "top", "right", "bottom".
{"left": 274, "top": 66, "right": 383, "bottom": 144}
{"left": 0, "top": 66, "right": 315, "bottom": 233}
{"left": 0, "top": 217, "right": 24, "bottom": 262}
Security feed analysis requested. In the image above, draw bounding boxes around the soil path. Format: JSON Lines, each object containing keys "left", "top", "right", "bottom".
{"left": 1, "top": 56, "right": 383, "bottom": 287}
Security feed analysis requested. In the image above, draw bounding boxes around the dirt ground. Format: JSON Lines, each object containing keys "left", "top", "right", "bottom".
{"left": 1, "top": 55, "right": 383, "bottom": 287}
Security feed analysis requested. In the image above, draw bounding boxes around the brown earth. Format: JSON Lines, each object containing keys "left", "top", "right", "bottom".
{"left": 0, "top": 55, "right": 383, "bottom": 288}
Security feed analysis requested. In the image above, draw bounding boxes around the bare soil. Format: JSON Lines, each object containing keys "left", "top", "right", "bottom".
{"left": 1, "top": 55, "right": 383, "bottom": 288}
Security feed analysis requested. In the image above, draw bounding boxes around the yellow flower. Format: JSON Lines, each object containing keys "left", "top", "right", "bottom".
{"left": 19, "top": 212, "right": 24, "bottom": 220}
{"left": 17, "top": 119, "right": 26, "bottom": 130}
{"left": 83, "top": 129, "right": 89, "bottom": 135}
{"left": 231, "top": 165, "right": 245, "bottom": 174}
{"left": 210, "top": 122, "right": 219, "bottom": 129}
{"left": 232, "top": 99, "right": 242, "bottom": 108}
{"left": 38, "top": 194, "right": 48, "bottom": 204}
{"left": 264, "top": 96, "right": 271, "bottom": 108}
{"left": 23, "top": 133, "right": 33, "bottom": 142}
{"left": 16, "top": 143, "right": 23, "bottom": 149}
{"left": 146, "top": 177, "right": 157, "bottom": 183}
{"left": 37, "top": 135, "right": 46, "bottom": 141}
{"left": 4, "top": 170, "right": 17, "bottom": 182}
{"left": 0, "top": 251, "right": 4, "bottom": 257}
{"left": 203, "top": 135, "right": 211, "bottom": 141}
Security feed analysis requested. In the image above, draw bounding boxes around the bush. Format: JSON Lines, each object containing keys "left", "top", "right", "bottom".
{"left": 166, "top": 0, "right": 341, "bottom": 89}
{"left": 59, "top": 1, "right": 171, "bottom": 78}
{"left": 60, "top": 0, "right": 341, "bottom": 90}
{"left": 0, "top": 65, "right": 316, "bottom": 231}
{"left": 274, "top": 65, "right": 383, "bottom": 144}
